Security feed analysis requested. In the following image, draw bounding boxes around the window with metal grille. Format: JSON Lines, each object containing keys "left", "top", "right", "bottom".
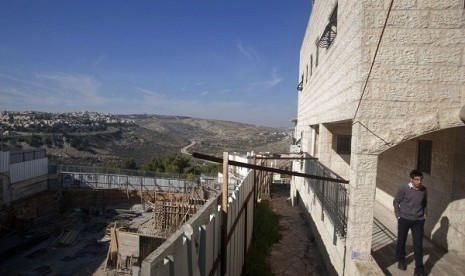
{"left": 417, "top": 140, "right": 432, "bottom": 174}
{"left": 317, "top": 3, "right": 337, "bottom": 49}
{"left": 310, "top": 55, "right": 313, "bottom": 76}
{"left": 336, "top": 135, "right": 351, "bottom": 154}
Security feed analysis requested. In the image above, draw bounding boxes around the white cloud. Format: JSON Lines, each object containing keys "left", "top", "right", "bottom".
{"left": 0, "top": 71, "right": 294, "bottom": 127}
{"left": 0, "top": 71, "right": 106, "bottom": 111}
{"left": 93, "top": 54, "right": 107, "bottom": 66}
{"left": 248, "top": 67, "right": 283, "bottom": 91}
{"left": 236, "top": 41, "right": 260, "bottom": 66}
{"left": 35, "top": 72, "right": 103, "bottom": 104}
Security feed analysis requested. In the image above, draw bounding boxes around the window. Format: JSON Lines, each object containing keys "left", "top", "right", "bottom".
{"left": 336, "top": 135, "right": 351, "bottom": 154}
{"left": 317, "top": 3, "right": 338, "bottom": 49}
{"left": 315, "top": 38, "right": 319, "bottom": 67}
{"left": 297, "top": 74, "right": 304, "bottom": 91}
{"left": 306, "top": 65, "right": 309, "bottom": 83}
{"left": 310, "top": 55, "right": 313, "bottom": 76}
{"left": 417, "top": 140, "right": 432, "bottom": 174}
{"left": 310, "top": 125, "right": 319, "bottom": 158}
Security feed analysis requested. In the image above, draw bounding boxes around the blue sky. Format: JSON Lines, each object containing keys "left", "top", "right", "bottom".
{"left": 0, "top": 0, "right": 311, "bottom": 127}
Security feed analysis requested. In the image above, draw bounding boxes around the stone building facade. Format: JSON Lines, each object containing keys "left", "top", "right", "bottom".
{"left": 291, "top": 0, "right": 465, "bottom": 275}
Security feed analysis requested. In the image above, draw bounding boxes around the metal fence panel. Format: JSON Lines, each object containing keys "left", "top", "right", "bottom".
{"left": 0, "top": 152, "right": 9, "bottom": 172}
{"left": 10, "top": 158, "right": 48, "bottom": 183}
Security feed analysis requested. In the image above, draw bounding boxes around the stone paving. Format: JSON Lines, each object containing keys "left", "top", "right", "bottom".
{"left": 372, "top": 201, "right": 465, "bottom": 276}
{"left": 268, "top": 185, "right": 327, "bottom": 276}
{"left": 266, "top": 185, "right": 465, "bottom": 276}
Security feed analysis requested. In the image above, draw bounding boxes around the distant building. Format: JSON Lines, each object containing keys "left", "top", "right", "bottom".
{"left": 292, "top": 1, "right": 465, "bottom": 275}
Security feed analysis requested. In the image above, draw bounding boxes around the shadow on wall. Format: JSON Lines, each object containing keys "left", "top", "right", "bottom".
{"left": 373, "top": 126, "right": 465, "bottom": 273}
{"left": 424, "top": 217, "right": 449, "bottom": 270}
{"left": 376, "top": 127, "right": 465, "bottom": 241}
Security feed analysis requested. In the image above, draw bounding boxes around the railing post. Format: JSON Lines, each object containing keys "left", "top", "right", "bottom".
{"left": 221, "top": 152, "right": 229, "bottom": 275}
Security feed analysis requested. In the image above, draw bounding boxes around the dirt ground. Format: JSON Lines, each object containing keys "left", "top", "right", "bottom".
{"left": 0, "top": 208, "right": 111, "bottom": 276}
{"left": 268, "top": 184, "right": 328, "bottom": 276}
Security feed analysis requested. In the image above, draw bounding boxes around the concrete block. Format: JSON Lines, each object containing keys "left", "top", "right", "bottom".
{"left": 376, "top": 47, "right": 417, "bottom": 65}
{"left": 386, "top": 10, "right": 429, "bottom": 28}
{"left": 417, "top": 0, "right": 463, "bottom": 9}
{"left": 418, "top": 47, "right": 463, "bottom": 65}
{"left": 439, "top": 66, "right": 465, "bottom": 83}
{"left": 388, "top": 0, "right": 417, "bottom": 10}
{"left": 430, "top": 85, "right": 461, "bottom": 103}
{"left": 379, "top": 29, "right": 465, "bottom": 47}
{"left": 362, "top": 0, "right": 384, "bottom": 9}
{"left": 461, "top": 86, "right": 465, "bottom": 104}
{"left": 364, "top": 82, "right": 432, "bottom": 102}
{"left": 429, "top": 10, "right": 465, "bottom": 29}
{"left": 370, "top": 65, "right": 465, "bottom": 84}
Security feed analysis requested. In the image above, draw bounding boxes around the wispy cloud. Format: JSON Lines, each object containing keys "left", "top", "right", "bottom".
{"left": 93, "top": 54, "right": 107, "bottom": 66}
{"left": 0, "top": 71, "right": 105, "bottom": 110}
{"left": 236, "top": 41, "right": 260, "bottom": 66}
{"left": 0, "top": 71, "right": 293, "bottom": 127}
{"left": 248, "top": 68, "right": 283, "bottom": 91}
{"left": 134, "top": 87, "right": 170, "bottom": 109}
{"left": 35, "top": 72, "right": 103, "bottom": 104}
{"left": 136, "top": 87, "right": 160, "bottom": 96}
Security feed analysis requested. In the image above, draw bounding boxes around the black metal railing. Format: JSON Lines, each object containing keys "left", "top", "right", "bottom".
{"left": 305, "top": 159, "right": 348, "bottom": 238}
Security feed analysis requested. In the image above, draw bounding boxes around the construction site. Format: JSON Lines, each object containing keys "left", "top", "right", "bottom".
{"left": 0, "top": 149, "right": 221, "bottom": 275}
{"left": 0, "top": 148, "right": 296, "bottom": 275}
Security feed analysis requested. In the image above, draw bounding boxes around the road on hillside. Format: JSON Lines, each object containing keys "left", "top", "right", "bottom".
{"left": 180, "top": 140, "right": 197, "bottom": 155}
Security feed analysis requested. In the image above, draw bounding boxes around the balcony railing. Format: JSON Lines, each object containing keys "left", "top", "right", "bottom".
{"left": 304, "top": 159, "right": 348, "bottom": 238}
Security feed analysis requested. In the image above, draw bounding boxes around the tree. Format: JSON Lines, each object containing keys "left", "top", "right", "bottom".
{"left": 162, "top": 154, "right": 191, "bottom": 174}
{"left": 121, "top": 158, "right": 138, "bottom": 170}
{"left": 29, "top": 135, "right": 43, "bottom": 147}
{"left": 141, "top": 154, "right": 192, "bottom": 174}
{"left": 43, "top": 136, "right": 52, "bottom": 147}
{"left": 141, "top": 157, "right": 165, "bottom": 172}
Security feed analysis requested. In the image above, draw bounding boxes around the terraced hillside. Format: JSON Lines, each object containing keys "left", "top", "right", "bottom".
{"left": 40, "top": 114, "right": 293, "bottom": 166}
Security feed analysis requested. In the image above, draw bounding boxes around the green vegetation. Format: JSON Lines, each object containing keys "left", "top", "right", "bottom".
{"left": 245, "top": 201, "right": 281, "bottom": 276}
{"left": 110, "top": 158, "right": 139, "bottom": 170}
{"left": 29, "top": 135, "right": 44, "bottom": 147}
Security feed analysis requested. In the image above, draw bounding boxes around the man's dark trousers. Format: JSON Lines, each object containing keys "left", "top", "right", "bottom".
{"left": 396, "top": 217, "right": 425, "bottom": 269}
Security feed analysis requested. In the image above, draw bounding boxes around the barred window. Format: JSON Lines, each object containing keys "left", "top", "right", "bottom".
{"left": 336, "top": 135, "right": 351, "bottom": 154}
{"left": 317, "top": 3, "right": 337, "bottom": 49}
{"left": 417, "top": 140, "right": 432, "bottom": 174}
{"left": 310, "top": 55, "right": 313, "bottom": 76}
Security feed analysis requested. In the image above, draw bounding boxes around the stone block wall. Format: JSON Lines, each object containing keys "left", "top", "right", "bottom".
{"left": 296, "top": 0, "right": 364, "bottom": 145}
{"left": 359, "top": 0, "right": 465, "bottom": 150}
{"left": 295, "top": 0, "right": 465, "bottom": 273}
{"left": 376, "top": 127, "right": 465, "bottom": 255}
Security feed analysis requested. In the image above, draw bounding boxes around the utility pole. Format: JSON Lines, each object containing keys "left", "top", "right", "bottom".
{"left": 221, "top": 151, "right": 229, "bottom": 275}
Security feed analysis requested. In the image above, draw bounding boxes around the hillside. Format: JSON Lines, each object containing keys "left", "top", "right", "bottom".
{"left": 27, "top": 114, "right": 293, "bottom": 166}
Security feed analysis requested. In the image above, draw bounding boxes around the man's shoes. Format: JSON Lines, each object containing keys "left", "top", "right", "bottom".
{"left": 397, "top": 260, "right": 407, "bottom": 271}
{"left": 414, "top": 266, "right": 427, "bottom": 276}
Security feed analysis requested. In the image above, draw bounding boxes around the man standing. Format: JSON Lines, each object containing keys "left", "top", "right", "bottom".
{"left": 393, "top": 169, "right": 428, "bottom": 276}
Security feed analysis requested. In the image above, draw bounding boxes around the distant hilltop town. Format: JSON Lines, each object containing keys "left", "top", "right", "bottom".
{"left": 0, "top": 110, "right": 135, "bottom": 135}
